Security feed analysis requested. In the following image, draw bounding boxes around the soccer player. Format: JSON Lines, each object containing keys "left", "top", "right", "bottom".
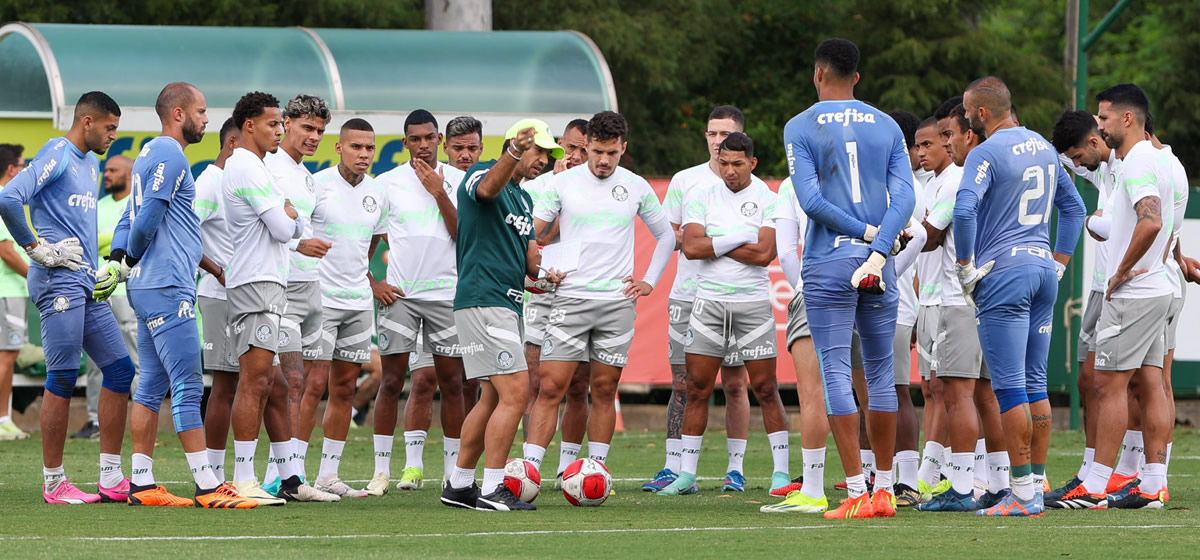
{"left": 785, "top": 38, "right": 915, "bottom": 519}
{"left": 98, "top": 82, "right": 254, "bottom": 507}
{"left": 526, "top": 111, "right": 674, "bottom": 478}
{"left": 222, "top": 91, "right": 308, "bottom": 506}
{"left": 443, "top": 115, "right": 485, "bottom": 412}
{"left": 1050, "top": 84, "right": 1171, "bottom": 510}
{"left": 952, "top": 76, "right": 1085, "bottom": 516}
{"left": 0, "top": 92, "right": 137, "bottom": 504}
{"left": 196, "top": 118, "right": 242, "bottom": 483}
{"left": 0, "top": 143, "right": 28, "bottom": 441}
{"left": 371, "top": 110, "right": 467, "bottom": 493}
{"left": 658, "top": 132, "right": 789, "bottom": 496}
{"left": 265, "top": 95, "right": 331, "bottom": 493}
{"left": 644, "top": 105, "right": 756, "bottom": 494}
{"left": 440, "top": 120, "right": 562, "bottom": 512}
{"left": 309, "top": 118, "right": 386, "bottom": 498}
{"left": 1047, "top": 109, "right": 1118, "bottom": 501}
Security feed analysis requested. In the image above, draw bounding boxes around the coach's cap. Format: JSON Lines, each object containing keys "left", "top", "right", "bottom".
{"left": 505, "top": 118, "right": 565, "bottom": 160}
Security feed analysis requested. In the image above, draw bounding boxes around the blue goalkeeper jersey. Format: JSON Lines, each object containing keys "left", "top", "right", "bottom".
{"left": 0, "top": 137, "right": 101, "bottom": 290}
{"left": 784, "top": 100, "right": 914, "bottom": 265}
{"left": 118, "top": 136, "right": 202, "bottom": 290}
{"left": 953, "top": 127, "right": 1085, "bottom": 273}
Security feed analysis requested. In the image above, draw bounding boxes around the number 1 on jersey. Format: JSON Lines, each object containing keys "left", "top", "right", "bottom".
{"left": 846, "top": 142, "right": 862, "bottom": 203}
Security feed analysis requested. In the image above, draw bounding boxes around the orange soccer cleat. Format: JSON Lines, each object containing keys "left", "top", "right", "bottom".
{"left": 194, "top": 482, "right": 259, "bottom": 509}
{"left": 823, "top": 492, "right": 874, "bottom": 519}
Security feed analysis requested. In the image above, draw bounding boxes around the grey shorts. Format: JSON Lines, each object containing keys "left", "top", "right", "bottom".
{"left": 669, "top": 298, "right": 742, "bottom": 368}
{"left": 0, "top": 297, "right": 27, "bottom": 351}
{"left": 785, "top": 292, "right": 811, "bottom": 349}
{"left": 916, "top": 305, "right": 939, "bottom": 379}
{"left": 377, "top": 298, "right": 459, "bottom": 357}
{"left": 199, "top": 296, "right": 238, "bottom": 373}
{"left": 1078, "top": 290, "right": 1104, "bottom": 360}
{"left": 318, "top": 307, "right": 375, "bottom": 363}
{"left": 894, "top": 323, "right": 913, "bottom": 386}
{"left": 1166, "top": 295, "right": 1184, "bottom": 352}
{"left": 523, "top": 292, "right": 554, "bottom": 346}
{"left": 410, "top": 335, "right": 435, "bottom": 370}
{"left": 455, "top": 306, "right": 527, "bottom": 380}
{"left": 279, "top": 281, "right": 323, "bottom": 358}
{"left": 542, "top": 296, "right": 635, "bottom": 367}
{"left": 1095, "top": 295, "right": 1171, "bottom": 372}
{"left": 228, "top": 281, "right": 286, "bottom": 359}
{"left": 935, "top": 305, "right": 988, "bottom": 379}
{"left": 685, "top": 298, "right": 776, "bottom": 361}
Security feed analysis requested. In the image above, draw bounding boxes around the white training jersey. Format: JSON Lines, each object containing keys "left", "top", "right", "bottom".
{"left": 773, "top": 177, "right": 808, "bottom": 291}
{"left": 914, "top": 167, "right": 935, "bottom": 189}
{"left": 663, "top": 162, "right": 723, "bottom": 302}
{"left": 532, "top": 164, "right": 667, "bottom": 300}
{"left": 917, "top": 165, "right": 966, "bottom": 306}
{"left": 522, "top": 171, "right": 556, "bottom": 241}
{"left": 375, "top": 161, "right": 465, "bottom": 302}
{"left": 1162, "top": 146, "right": 1189, "bottom": 299}
{"left": 1061, "top": 150, "right": 1120, "bottom": 293}
{"left": 311, "top": 167, "right": 388, "bottom": 310}
{"left": 222, "top": 148, "right": 290, "bottom": 289}
{"left": 264, "top": 150, "right": 320, "bottom": 283}
{"left": 193, "top": 164, "right": 232, "bottom": 300}
{"left": 683, "top": 176, "right": 776, "bottom": 303}
{"left": 1106, "top": 140, "right": 1173, "bottom": 300}
{"left": 896, "top": 169, "right": 926, "bottom": 326}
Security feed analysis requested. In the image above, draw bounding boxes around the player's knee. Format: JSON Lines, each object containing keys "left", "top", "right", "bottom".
{"left": 328, "top": 378, "right": 357, "bottom": 402}
{"left": 565, "top": 376, "right": 589, "bottom": 402}
{"left": 100, "top": 356, "right": 135, "bottom": 394}
{"left": 44, "top": 369, "right": 78, "bottom": 399}
{"left": 537, "top": 371, "right": 570, "bottom": 399}
{"left": 589, "top": 376, "right": 617, "bottom": 402}
{"left": 410, "top": 370, "right": 438, "bottom": 397}
{"left": 749, "top": 376, "right": 779, "bottom": 400}
{"left": 994, "top": 387, "right": 1028, "bottom": 413}
{"left": 133, "top": 387, "right": 165, "bottom": 413}
{"left": 171, "top": 379, "right": 204, "bottom": 432}
{"left": 377, "top": 371, "right": 406, "bottom": 399}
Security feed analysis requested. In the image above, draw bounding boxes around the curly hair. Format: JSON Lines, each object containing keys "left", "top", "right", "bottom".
{"left": 232, "top": 91, "right": 280, "bottom": 130}
{"left": 586, "top": 111, "right": 628, "bottom": 143}
{"left": 283, "top": 94, "right": 330, "bottom": 122}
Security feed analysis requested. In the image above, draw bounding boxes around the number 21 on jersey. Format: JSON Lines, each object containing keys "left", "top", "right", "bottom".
{"left": 1018, "top": 164, "right": 1056, "bottom": 225}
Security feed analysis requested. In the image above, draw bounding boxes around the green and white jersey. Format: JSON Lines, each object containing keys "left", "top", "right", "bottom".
{"left": 222, "top": 148, "right": 290, "bottom": 288}
{"left": 1163, "top": 146, "right": 1189, "bottom": 299}
{"left": 96, "top": 191, "right": 129, "bottom": 297}
{"left": 454, "top": 160, "right": 535, "bottom": 314}
{"left": 1107, "top": 140, "right": 1173, "bottom": 300}
{"left": 915, "top": 164, "right": 965, "bottom": 307}
{"left": 663, "top": 162, "right": 722, "bottom": 303}
{"left": 265, "top": 150, "right": 319, "bottom": 283}
{"left": 193, "top": 164, "right": 231, "bottom": 300}
{"left": 682, "top": 176, "right": 776, "bottom": 303}
{"left": 0, "top": 185, "right": 29, "bottom": 298}
{"left": 312, "top": 167, "right": 388, "bottom": 311}
{"left": 375, "top": 161, "right": 465, "bottom": 302}
{"left": 532, "top": 164, "right": 666, "bottom": 300}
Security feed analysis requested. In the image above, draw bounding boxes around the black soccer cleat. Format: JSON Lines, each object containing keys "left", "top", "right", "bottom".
{"left": 476, "top": 485, "right": 536, "bottom": 511}
{"left": 440, "top": 479, "right": 482, "bottom": 510}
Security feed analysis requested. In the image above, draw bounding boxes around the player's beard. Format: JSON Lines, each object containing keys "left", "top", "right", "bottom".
{"left": 182, "top": 117, "right": 205, "bottom": 145}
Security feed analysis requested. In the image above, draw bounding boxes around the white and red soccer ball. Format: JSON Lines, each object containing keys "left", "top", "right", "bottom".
{"left": 504, "top": 458, "right": 541, "bottom": 503}
{"left": 561, "top": 458, "right": 612, "bottom": 506}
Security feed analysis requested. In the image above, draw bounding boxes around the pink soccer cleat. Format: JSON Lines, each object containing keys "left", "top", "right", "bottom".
{"left": 44, "top": 478, "right": 102, "bottom": 504}
{"left": 99, "top": 477, "right": 131, "bottom": 503}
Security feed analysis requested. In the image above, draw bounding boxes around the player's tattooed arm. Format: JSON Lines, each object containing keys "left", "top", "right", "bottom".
{"left": 1106, "top": 195, "right": 1161, "bottom": 300}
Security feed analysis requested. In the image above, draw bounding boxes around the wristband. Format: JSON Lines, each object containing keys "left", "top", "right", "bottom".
{"left": 507, "top": 147, "right": 522, "bottom": 161}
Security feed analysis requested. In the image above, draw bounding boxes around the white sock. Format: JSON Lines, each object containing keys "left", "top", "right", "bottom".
{"left": 403, "top": 430, "right": 427, "bottom": 470}
{"left": 860, "top": 449, "right": 876, "bottom": 478}
{"left": 131, "top": 453, "right": 154, "bottom": 486}
{"left": 1077, "top": 447, "right": 1095, "bottom": 480}
{"left": 986, "top": 451, "right": 1010, "bottom": 492}
{"left": 0, "top": 415, "right": 9, "bottom": 423}
{"left": 207, "top": 448, "right": 227, "bottom": 482}
{"left": 950, "top": 451, "right": 974, "bottom": 495}
{"left": 973, "top": 439, "right": 987, "bottom": 485}
{"left": 557, "top": 442, "right": 581, "bottom": 476}
{"left": 664, "top": 438, "right": 683, "bottom": 473}
{"left": 318, "top": 438, "right": 345, "bottom": 480}
{"left": 587, "top": 441, "right": 610, "bottom": 464}
{"left": 233, "top": 439, "right": 257, "bottom": 482}
{"left": 940, "top": 447, "right": 954, "bottom": 481}
{"left": 43, "top": 465, "right": 65, "bottom": 490}
{"left": 919, "top": 441, "right": 944, "bottom": 487}
{"left": 895, "top": 450, "right": 920, "bottom": 490}
{"left": 99, "top": 452, "right": 124, "bottom": 488}
{"left": 801, "top": 447, "right": 826, "bottom": 499}
{"left": 444, "top": 437, "right": 461, "bottom": 479}
{"left": 1165, "top": 442, "right": 1173, "bottom": 473}
{"left": 351, "top": 407, "right": 360, "bottom": 419}
{"left": 680, "top": 434, "right": 703, "bottom": 476}
{"left": 726, "top": 438, "right": 747, "bottom": 473}
{"left": 292, "top": 438, "right": 308, "bottom": 479}
{"left": 522, "top": 443, "right": 547, "bottom": 469}
{"left": 874, "top": 466, "right": 894, "bottom": 495}
{"left": 482, "top": 467, "right": 505, "bottom": 495}
{"left": 1082, "top": 462, "right": 1113, "bottom": 495}
{"left": 449, "top": 466, "right": 475, "bottom": 490}
{"left": 767, "top": 431, "right": 789, "bottom": 475}
{"left": 1011, "top": 473, "right": 1035, "bottom": 501}
{"left": 846, "top": 473, "right": 867, "bottom": 498}
{"left": 1141, "top": 462, "right": 1167, "bottom": 494}
{"left": 264, "top": 447, "right": 279, "bottom": 482}
{"left": 270, "top": 441, "right": 298, "bottom": 481}
{"left": 186, "top": 450, "right": 220, "bottom": 490}
{"left": 373, "top": 434, "right": 394, "bottom": 477}
{"left": 1114, "top": 430, "right": 1144, "bottom": 477}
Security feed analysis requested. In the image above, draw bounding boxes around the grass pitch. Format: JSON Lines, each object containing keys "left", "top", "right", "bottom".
{"left": 1, "top": 427, "right": 1198, "bottom": 558}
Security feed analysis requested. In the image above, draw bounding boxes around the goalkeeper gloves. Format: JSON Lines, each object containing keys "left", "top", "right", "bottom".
{"left": 851, "top": 251, "right": 888, "bottom": 294}
{"left": 955, "top": 260, "right": 995, "bottom": 307}
{"left": 26, "top": 237, "right": 84, "bottom": 271}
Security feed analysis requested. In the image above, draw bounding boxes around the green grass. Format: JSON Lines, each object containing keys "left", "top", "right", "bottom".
{"left": 2, "top": 427, "right": 1199, "bottom": 558}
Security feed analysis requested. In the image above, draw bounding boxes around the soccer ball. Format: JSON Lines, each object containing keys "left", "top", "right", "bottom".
{"left": 561, "top": 458, "right": 612, "bottom": 506}
{"left": 504, "top": 458, "right": 541, "bottom": 503}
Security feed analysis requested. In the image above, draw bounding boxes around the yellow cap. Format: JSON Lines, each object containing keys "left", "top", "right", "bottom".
{"left": 504, "top": 118, "right": 566, "bottom": 160}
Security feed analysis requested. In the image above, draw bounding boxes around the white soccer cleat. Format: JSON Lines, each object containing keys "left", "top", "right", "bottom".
{"left": 314, "top": 475, "right": 369, "bottom": 498}
{"left": 363, "top": 472, "right": 390, "bottom": 496}
{"left": 233, "top": 479, "right": 286, "bottom": 506}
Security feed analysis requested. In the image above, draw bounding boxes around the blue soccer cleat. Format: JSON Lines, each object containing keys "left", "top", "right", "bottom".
{"left": 977, "top": 489, "right": 1045, "bottom": 517}
{"left": 723, "top": 470, "right": 746, "bottom": 492}
{"left": 642, "top": 468, "right": 678, "bottom": 492}
{"left": 915, "top": 487, "right": 978, "bottom": 512}
{"left": 656, "top": 472, "right": 698, "bottom": 496}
